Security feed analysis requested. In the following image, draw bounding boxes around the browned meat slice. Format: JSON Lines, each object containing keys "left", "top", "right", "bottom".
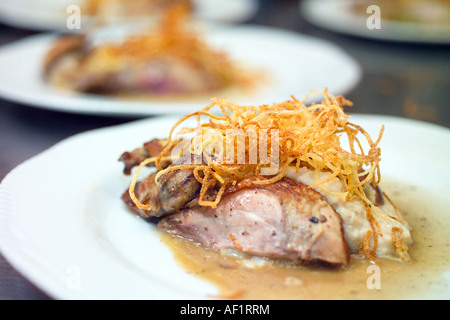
{"left": 121, "top": 167, "right": 201, "bottom": 218}
{"left": 48, "top": 52, "right": 226, "bottom": 95}
{"left": 158, "top": 178, "right": 350, "bottom": 267}
{"left": 43, "top": 34, "right": 86, "bottom": 76}
{"left": 157, "top": 168, "right": 201, "bottom": 213}
{"left": 372, "top": 184, "right": 384, "bottom": 206}
{"left": 119, "top": 139, "right": 170, "bottom": 175}
{"left": 76, "top": 58, "right": 225, "bottom": 95}
{"left": 122, "top": 172, "right": 163, "bottom": 218}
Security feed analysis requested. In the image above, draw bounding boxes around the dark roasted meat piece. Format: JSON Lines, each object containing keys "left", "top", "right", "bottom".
{"left": 121, "top": 167, "right": 201, "bottom": 218}
{"left": 119, "top": 139, "right": 170, "bottom": 175}
{"left": 157, "top": 168, "right": 201, "bottom": 213}
{"left": 43, "top": 34, "right": 86, "bottom": 76}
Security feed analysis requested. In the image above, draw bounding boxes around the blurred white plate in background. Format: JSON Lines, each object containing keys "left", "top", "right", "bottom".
{"left": 0, "top": 25, "right": 362, "bottom": 117}
{"left": 301, "top": 0, "right": 450, "bottom": 44}
{"left": 0, "top": 0, "right": 259, "bottom": 31}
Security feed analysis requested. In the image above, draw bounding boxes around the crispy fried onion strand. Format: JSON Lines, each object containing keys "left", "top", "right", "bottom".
{"left": 128, "top": 88, "right": 409, "bottom": 261}
{"left": 392, "top": 227, "right": 412, "bottom": 264}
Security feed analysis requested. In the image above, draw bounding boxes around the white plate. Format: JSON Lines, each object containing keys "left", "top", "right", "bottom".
{"left": 0, "top": 0, "right": 258, "bottom": 31}
{"left": 301, "top": 0, "right": 450, "bottom": 44}
{"left": 0, "top": 25, "right": 361, "bottom": 117}
{"left": 0, "top": 114, "right": 449, "bottom": 299}
{"left": 192, "top": 0, "right": 259, "bottom": 24}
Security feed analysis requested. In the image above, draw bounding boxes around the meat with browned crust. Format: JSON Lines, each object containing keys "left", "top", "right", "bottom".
{"left": 158, "top": 178, "right": 350, "bottom": 267}
{"left": 120, "top": 140, "right": 349, "bottom": 266}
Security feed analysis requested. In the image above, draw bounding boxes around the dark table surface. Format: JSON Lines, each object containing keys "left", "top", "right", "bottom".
{"left": 0, "top": 0, "right": 449, "bottom": 300}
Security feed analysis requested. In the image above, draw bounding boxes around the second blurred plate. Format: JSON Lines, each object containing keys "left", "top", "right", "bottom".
{"left": 301, "top": 0, "right": 450, "bottom": 44}
{"left": 0, "top": 0, "right": 259, "bottom": 31}
{"left": 0, "top": 25, "right": 362, "bottom": 117}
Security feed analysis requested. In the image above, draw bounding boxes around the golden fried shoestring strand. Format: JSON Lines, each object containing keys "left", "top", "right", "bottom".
{"left": 129, "top": 156, "right": 174, "bottom": 211}
{"left": 129, "top": 156, "right": 158, "bottom": 211}
{"left": 382, "top": 191, "right": 405, "bottom": 224}
{"left": 363, "top": 203, "right": 383, "bottom": 262}
{"left": 392, "top": 227, "right": 412, "bottom": 263}
{"left": 126, "top": 88, "right": 410, "bottom": 260}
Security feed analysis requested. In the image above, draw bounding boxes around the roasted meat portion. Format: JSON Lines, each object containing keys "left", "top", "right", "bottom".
{"left": 73, "top": 58, "right": 228, "bottom": 95}
{"left": 121, "top": 168, "right": 201, "bottom": 218}
{"left": 43, "top": 34, "right": 88, "bottom": 78}
{"left": 43, "top": 5, "right": 249, "bottom": 97}
{"left": 119, "top": 89, "right": 415, "bottom": 265}
{"left": 120, "top": 138, "right": 202, "bottom": 218}
{"left": 120, "top": 138, "right": 349, "bottom": 266}
{"left": 158, "top": 178, "right": 350, "bottom": 267}
{"left": 119, "top": 139, "right": 170, "bottom": 175}
{"left": 44, "top": 43, "right": 226, "bottom": 95}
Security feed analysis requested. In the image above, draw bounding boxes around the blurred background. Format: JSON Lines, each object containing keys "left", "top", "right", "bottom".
{"left": 0, "top": 0, "right": 449, "bottom": 299}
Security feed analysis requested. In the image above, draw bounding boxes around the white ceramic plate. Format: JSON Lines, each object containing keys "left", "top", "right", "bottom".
{"left": 0, "top": 25, "right": 361, "bottom": 117}
{"left": 300, "top": 0, "right": 450, "bottom": 44}
{"left": 0, "top": 0, "right": 259, "bottom": 31}
{"left": 0, "top": 114, "right": 449, "bottom": 300}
